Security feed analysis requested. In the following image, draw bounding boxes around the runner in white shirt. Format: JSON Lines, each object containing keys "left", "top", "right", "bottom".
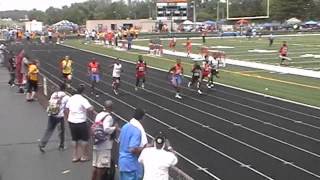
{"left": 109, "top": 58, "right": 123, "bottom": 95}
{"left": 138, "top": 134, "right": 178, "bottom": 180}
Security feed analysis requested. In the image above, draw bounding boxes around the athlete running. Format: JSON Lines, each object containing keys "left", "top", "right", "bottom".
{"left": 201, "top": 56, "right": 212, "bottom": 89}
{"left": 279, "top": 41, "right": 290, "bottom": 66}
{"left": 188, "top": 61, "right": 202, "bottom": 94}
{"left": 168, "top": 59, "right": 184, "bottom": 99}
{"left": 135, "top": 55, "right": 147, "bottom": 91}
{"left": 60, "top": 55, "right": 73, "bottom": 88}
{"left": 208, "top": 56, "right": 219, "bottom": 88}
{"left": 88, "top": 58, "right": 100, "bottom": 97}
{"left": 110, "top": 58, "right": 122, "bottom": 95}
{"left": 186, "top": 38, "right": 192, "bottom": 57}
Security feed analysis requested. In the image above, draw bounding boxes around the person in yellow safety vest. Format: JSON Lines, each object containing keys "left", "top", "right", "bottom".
{"left": 26, "top": 60, "right": 40, "bottom": 101}
{"left": 60, "top": 55, "right": 73, "bottom": 87}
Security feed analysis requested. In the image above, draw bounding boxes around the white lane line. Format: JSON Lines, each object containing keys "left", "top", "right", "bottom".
{"left": 61, "top": 43, "right": 320, "bottom": 114}
{"left": 40, "top": 62, "right": 274, "bottom": 180}
{"left": 40, "top": 69, "right": 218, "bottom": 180}
{"left": 122, "top": 73, "right": 320, "bottom": 142}
{"left": 43, "top": 61, "right": 320, "bottom": 179}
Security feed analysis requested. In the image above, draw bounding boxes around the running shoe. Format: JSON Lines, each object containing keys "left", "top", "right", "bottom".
{"left": 175, "top": 94, "right": 182, "bottom": 99}
{"left": 113, "top": 89, "right": 119, "bottom": 95}
{"left": 135, "top": 87, "right": 138, "bottom": 91}
{"left": 210, "top": 84, "right": 214, "bottom": 88}
{"left": 141, "top": 83, "right": 145, "bottom": 89}
{"left": 187, "top": 82, "right": 191, "bottom": 88}
{"left": 198, "top": 89, "right": 202, "bottom": 94}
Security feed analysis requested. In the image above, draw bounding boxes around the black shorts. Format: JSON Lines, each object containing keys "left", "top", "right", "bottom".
{"left": 191, "top": 75, "right": 200, "bottom": 82}
{"left": 112, "top": 77, "right": 120, "bottom": 83}
{"left": 68, "top": 122, "right": 89, "bottom": 142}
{"left": 211, "top": 69, "right": 219, "bottom": 75}
{"left": 27, "top": 80, "right": 38, "bottom": 93}
{"left": 62, "top": 73, "right": 71, "bottom": 79}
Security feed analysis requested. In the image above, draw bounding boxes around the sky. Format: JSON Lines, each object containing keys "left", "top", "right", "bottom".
{"left": 0, "top": 0, "right": 88, "bottom": 11}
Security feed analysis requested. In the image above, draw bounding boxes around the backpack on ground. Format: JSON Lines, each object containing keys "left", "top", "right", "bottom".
{"left": 47, "top": 92, "right": 64, "bottom": 116}
{"left": 91, "top": 113, "right": 111, "bottom": 145}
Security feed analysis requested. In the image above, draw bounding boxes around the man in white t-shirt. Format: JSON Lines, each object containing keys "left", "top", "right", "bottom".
{"left": 39, "top": 83, "right": 70, "bottom": 152}
{"left": 110, "top": 58, "right": 122, "bottom": 95}
{"left": 138, "top": 134, "right": 178, "bottom": 180}
{"left": 92, "top": 100, "right": 118, "bottom": 180}
{"left": 65, "top": 85, "right": 94, "bottom": 162}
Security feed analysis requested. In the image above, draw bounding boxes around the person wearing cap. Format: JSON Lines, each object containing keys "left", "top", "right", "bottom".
{"left": 92, "top": 100, "right": 118, "bottom": 180}
{"left": 119, "top": 108, "right": 148, "bottom": 180}
{"left": 138, "top": 133, "right": 178, "bottom": 180}
{"left": 88, "top": 58, "right": 101, "bottom": 97}
{"left": 65, "top": 85, "right": 94, "bottom": 162}
{"left": 39, "top": 83, "right": 70, "bottom": 152}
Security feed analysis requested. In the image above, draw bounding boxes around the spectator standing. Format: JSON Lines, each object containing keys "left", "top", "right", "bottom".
{"left": 91, "top": 100, "right": 118, "bottom": 180}
{"left": 119, "top": 108, "right": 148, "bottom": 180}
{"left": 26, "top": 59, "right": 39, "bottom": 101}
{"left": 7, "top": 51, "right": 16, "bottom": 87}
{"left": 39, "top": 83, "right": 70, "bottom": 152}
{"left": 138, "top": 134, "right": 178, "bottom": 180}
{"left": 127, "top": 34, "right": 133, "bottom": 50}
{"left": 65, "top": 85, "right": 94, "bottom": 162}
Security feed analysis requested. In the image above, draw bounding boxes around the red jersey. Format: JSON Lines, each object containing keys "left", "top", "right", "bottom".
{"left": 186, "top": 40, "right": 192, "bottom": 47}
{"left": 279, "top": 46, "right": 288, "bottom": 56}
{"left": 88, "top": 61, "right": 100, "bottom": 74}
{"left": 174, "top": 64, "right": 183, "bottom": 75}
{"left": 136, "top": 62, "right": 146, "bottom": 77}
{"left": 202, "top": 63, "right": 211, "bottom": 76}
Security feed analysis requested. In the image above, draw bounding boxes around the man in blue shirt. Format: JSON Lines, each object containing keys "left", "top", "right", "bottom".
{"left": 119, "top": 108, "right": 147, "bottom": 180}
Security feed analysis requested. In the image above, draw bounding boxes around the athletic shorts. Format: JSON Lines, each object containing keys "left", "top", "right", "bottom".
{"left": 112, "top": 77, "right": 120, "bottom": 83}
{"left": 120, "top": 171, "right": 139, "bottom": 180}
{"left": 62, "top": 73, "right": 71, "bottom": 80}
{"left": 90, "top": 74, "right": 100, "bottom": 82}
{"left": 68, "top": 122, "right": 89, "bottom": 142}
{"left": 27, "top": 80, "right": 38, "bottom": 93}
{"left": 191, "top": 75, "right": 200, "bottom": 82}
{"left": 171, "top": 75, "right": 182, "bottom": 87}
{"left": 92, "top": 149, "right": 111, "bottom": 168}
{"left": 136, "top": 73, "right": 145, "bottom": 79}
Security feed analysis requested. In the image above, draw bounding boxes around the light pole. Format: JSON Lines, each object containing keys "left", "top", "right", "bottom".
{"left": 193, "top": 0, "right": 196, "bottom": 30}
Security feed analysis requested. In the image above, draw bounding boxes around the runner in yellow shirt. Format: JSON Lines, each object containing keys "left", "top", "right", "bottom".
{"left": 60, "top": 55, "right": 73, "bottom": 88}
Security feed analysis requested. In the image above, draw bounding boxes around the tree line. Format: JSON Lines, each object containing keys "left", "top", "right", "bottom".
{"left": 0, "top": 0, "right": 319, "bottom": 25}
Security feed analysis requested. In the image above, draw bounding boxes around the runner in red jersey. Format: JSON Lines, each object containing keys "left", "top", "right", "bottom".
{"left": 135, "top": 55, "right": 147, "bottom": 91}
{"left": 168, "top": 59, "right": 184, "bottom": 99}
{"left": 186, "top": 38, "right": 192, "bottom": 57}
{"left": 88, "top": 58, "right": 100, "bottom": 97}
{"left": 201, "top": 58, "right": 212, "bottom": 88}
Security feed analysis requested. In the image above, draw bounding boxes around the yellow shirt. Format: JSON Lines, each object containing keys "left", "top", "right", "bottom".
{"left": 28, "top": 64, "right": 39, "bottom": 81}
{"left": 61, "top": 59, "right": 73, "bottom": 74}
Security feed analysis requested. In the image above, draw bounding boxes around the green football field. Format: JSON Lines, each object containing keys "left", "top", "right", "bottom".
{"left": 134, "top": 35, "right": 320, "bottom": 70}
{"left": 64, "top": 39, "right": 320, "bottom": 107}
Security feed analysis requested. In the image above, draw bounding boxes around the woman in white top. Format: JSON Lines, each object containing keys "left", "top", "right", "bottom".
{"left": 65, "top": 85, "right": 94, "bottom": 162}
{"left": 109, "top": 58, "right": 123, "bottom": 95}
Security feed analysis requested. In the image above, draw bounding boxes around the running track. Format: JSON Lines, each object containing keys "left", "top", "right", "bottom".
{"left": 18, "top": 43, "right": 320, "bottom": 180}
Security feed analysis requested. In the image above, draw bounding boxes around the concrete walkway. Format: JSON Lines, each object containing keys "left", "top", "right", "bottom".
{"left": 0, "top": 67, "right": 91, "bottom": 180}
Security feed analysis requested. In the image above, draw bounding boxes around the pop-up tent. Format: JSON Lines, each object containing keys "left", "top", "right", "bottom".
{"left": 182, "top": 20, "right": 193, "bottom": 25}
{"left": 286, "top": 18, "right": 301, "bottom": 25}
{"left": 304, "top": 21, "right": 318, "bottom": 25}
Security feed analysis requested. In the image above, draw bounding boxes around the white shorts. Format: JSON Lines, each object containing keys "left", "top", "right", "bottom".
{"left": 92, "top": 149, "right": 111, "bottom": 168}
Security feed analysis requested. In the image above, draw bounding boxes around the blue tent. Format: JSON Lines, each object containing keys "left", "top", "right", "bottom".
{"left": 305, "top": 21, "right": 318, "bottom": 25}
{"left": 204, "top": 20, "right": 216, "bottom": 25}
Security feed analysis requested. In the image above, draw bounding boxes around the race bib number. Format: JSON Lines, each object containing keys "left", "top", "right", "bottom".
{"left": 91, "top": 67, "right": 97, "bottom": 73}
{"left": 138, "top": 66, "right": 144, "bottom": 71}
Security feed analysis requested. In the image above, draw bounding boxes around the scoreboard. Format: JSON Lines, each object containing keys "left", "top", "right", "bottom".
{"left": 156, "top": 0, "right": 188, "bottom": 20}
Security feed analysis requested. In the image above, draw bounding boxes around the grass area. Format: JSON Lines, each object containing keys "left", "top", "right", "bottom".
{"left": 134, "top": 35, "right": 320, "bottom": 70}
{"left": 64, "top": 39, "right": 320, "bottom": 107}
